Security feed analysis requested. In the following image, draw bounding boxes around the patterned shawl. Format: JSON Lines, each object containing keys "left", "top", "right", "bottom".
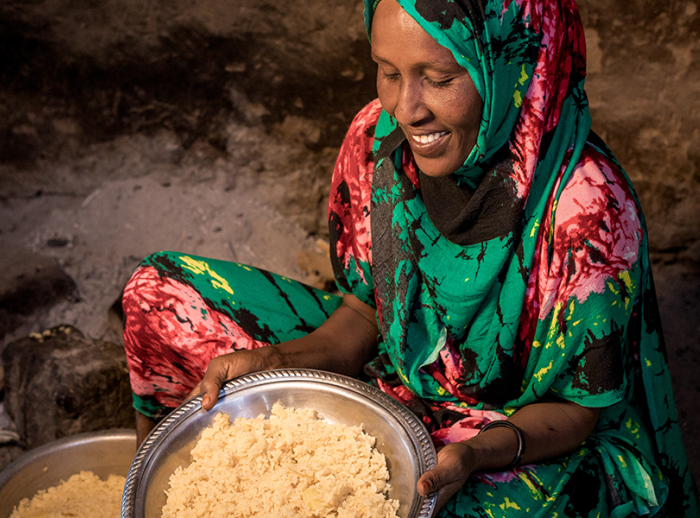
{"left": 365, "top": 0, "right": 594, "bottom": 403}
{"left": 327, "top": 0, "right": 697, "bottom": 515}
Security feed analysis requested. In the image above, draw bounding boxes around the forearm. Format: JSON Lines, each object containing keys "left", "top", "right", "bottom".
{"left": 193, "top": 293, "right": 379, "bottom": 411}
{"left": 417, "top": 397, "right": 601, "bottom": 507}
{"left": 269, "top": 293, "right": 379, "bottom": 377}
{"left": 467, "top": 398, "right": 600, "bottom": 472}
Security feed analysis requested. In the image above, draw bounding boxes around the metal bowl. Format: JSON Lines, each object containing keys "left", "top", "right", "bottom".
{"left": 0, "top": 429, "right": 137, "bottom": 518}
{"left": 122, "top": 369, "right": 437, "bottom": 518}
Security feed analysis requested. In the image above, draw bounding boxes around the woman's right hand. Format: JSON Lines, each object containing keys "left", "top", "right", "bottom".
{"left": 186, "top": 345, "right": 283, "bottom": 410}
{"left": 187, "top": 293, "right": 379, "bottom": 411}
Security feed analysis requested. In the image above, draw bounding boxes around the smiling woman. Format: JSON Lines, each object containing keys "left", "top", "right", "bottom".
{"left": 122, "top": 0, "right": 698, "bottom": 517}
{"left": 371, "top": 0, "right": 483, "bottom": 177}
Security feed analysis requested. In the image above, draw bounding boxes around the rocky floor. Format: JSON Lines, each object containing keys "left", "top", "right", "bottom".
{"left": 0, "top": 124, "right": 337, "bottom": 470}
{"left": 0, "top": 125, "right": 699, "bottom": 487}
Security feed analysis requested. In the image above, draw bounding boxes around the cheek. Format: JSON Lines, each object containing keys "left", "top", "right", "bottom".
{"left": 444, "top": 95, "right": 482, "bottom": 142}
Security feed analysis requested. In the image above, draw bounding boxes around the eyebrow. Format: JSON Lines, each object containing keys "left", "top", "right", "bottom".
{"left": 370, "top": 52, "right": 390, "bottom": 64}
{"left": 371, "top": 53, "right": 461, "bottom": 71}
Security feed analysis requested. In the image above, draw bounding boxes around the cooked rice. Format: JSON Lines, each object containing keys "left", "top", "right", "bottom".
{"left": 10, "top": 470, "right": 125, "bottom": 518}
{"left": 162, "top": 403, "right": 400, "bottom": 518}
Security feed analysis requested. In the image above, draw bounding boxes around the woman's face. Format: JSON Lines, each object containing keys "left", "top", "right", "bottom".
{"left": 371, "top": 0, "right": 483, "bottom": 177}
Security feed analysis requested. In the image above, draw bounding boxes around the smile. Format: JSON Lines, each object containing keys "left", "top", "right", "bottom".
{"left": 411, "top": 131, "right": 448, "bottom": 144}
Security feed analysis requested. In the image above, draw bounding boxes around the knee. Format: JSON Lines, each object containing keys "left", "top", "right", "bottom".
{"left": 122, "top": 251, "right": 177, "bottom": 316}
{"left": 134, "top": 251, "right": 180, "bottom": 273}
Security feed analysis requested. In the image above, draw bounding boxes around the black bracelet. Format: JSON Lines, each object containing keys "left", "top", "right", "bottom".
{"left": 477, "top": 420, "right": 525, "bottom": 471}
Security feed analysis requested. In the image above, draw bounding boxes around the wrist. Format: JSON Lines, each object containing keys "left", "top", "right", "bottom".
{"left": 467, "top": 424, "right": 523, "bottom": 472}
{"left": 476, "top": 421, "right": 525, "bottom": 470}
{"left": 261, "top": 343, "right": 286, "bottom": 370}
{"left": 264, "top": 336, "right": 324, "bottom": 371}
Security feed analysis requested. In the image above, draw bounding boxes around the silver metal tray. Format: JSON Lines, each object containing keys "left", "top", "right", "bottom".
{"left": 122, "top": 369, "right": 437, "bottom": 518}
{"left": 0, "top": 429, "right": 137, "bottom": 518}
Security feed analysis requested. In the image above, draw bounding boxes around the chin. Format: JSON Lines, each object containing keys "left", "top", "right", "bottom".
{"left": 413, "top": 158, "right": 459, "bottom": 178}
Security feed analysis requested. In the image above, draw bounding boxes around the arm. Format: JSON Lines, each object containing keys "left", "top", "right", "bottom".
{"left": 192, "top": 293, "right": 379, "bottom": 409}
{"left": 418, "top": 398, "right": 600, "bottom": 510}
{"left": 193, "top": 103, "right": 383, "bottom": 411}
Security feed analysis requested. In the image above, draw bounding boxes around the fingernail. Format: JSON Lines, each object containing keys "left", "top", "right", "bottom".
{"left": 202, "top": 395, "right": 210, "bottom": 409}
{"left": 422, "top": 480, "right": 432, "bottom": 494}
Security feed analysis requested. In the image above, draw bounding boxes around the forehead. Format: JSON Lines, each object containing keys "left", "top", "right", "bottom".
{"left": 370, "top": 0, "right": 457, "bottom": 65}
{"left": 371, "top": 0, "right": 420, "bottom": 41}
{"left": 369, "top": 0, "right": 485, "bottom": 99}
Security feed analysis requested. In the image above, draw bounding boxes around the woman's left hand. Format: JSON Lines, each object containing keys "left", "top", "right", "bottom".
{"left": 415, "top": 398, "right": 601, "bottom": 514}
{"left": 417, "top": 442, "right": 476, "bottom": 513}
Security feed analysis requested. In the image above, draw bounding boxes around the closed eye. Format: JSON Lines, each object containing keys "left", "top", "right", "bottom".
{"left": 426, "top": 77, "right": 454, "bottom": 87}
{"left": 380, "top": 69, "right": 400, "bottom": 81}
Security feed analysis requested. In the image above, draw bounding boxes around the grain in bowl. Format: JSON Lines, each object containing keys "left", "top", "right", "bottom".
{"left": 10, "top": 470, "right": 125, "bottom": 518}
{"left": 161, "top": 402, "right": 400, "bottom": 518}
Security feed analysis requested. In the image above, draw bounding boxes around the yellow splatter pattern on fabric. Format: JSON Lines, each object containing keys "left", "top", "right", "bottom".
{"left": 180, "top": 256, "right": 234, "bottom": 295}
{"left": 534, "top": 360, "right": 554, "bottom": 382}
{"left": 513, "top": 64, "right": 529, "bottom": 108}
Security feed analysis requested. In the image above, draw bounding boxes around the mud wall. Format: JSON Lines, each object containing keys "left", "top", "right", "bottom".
{"left": 581, "top": 0, "right": 700, "bottom": 256}
{"left": 1, "top": 0, "right": 699, "bottom": 253}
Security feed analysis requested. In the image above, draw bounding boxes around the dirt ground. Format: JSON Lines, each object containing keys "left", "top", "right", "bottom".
{"left": 1, "top": 0, "right": 699, "bottom": 496}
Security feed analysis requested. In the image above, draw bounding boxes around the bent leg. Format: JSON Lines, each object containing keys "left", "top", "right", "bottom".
{"left": 123, "top": 251, "right": 341, "bottom": 422}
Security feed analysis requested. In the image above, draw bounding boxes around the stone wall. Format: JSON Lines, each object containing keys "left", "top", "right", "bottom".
{"left": 1, "top": 0, "right": 376, "bottom": 236}
{"left": 581, "top": 0, "right": 700, "bottom": 256}
{"left": 1, "top": 0, "right": 699, "bottom": 477}
{"left": 2, "top": 0, "right": 698, "bottom": 250}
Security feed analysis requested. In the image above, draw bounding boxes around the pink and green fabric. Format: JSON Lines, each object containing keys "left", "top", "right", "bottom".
{"left": 341, "top": 0, "right": 693, "bottom": 515}
{"left": 123, "top": 0, "right": 697, "bottom": 516}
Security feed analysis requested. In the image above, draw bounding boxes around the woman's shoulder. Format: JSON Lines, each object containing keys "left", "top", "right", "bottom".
{"left": 332, "top": 99, "right": 383, "bottom": 186}
{"left": 550, "top": 141, "right": 644, "bottom": 272}
{"left": 535, "top": 142, "right": 646, "bottom": 330}
{"left": 558, "top": 143, "right": 640, "bottom": 224}
{"left": 327, "top": 100, "right": 380, "bottom": 292}
{"left": 350, "top": 98, "right": 384, "bottom": 134}
{"left": 342, "top": 98, "right": 383, "bottom": 152}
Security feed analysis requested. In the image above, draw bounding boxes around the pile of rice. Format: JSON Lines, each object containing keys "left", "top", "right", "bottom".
{"left": 162, "top": 403, "right": 400, "bottom": 518}
{"left": 10, "top": 471, "right": 125, "bottom": 518}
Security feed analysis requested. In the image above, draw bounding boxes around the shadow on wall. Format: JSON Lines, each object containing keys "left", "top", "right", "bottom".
{"left": 0, "top": 0, "right": 377, "bottom": 164}
{"left": 1, "top": 0, "right": 699, "bottom": 254}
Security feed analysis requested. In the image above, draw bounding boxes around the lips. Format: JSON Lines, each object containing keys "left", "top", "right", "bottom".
{"left": 411, "top": 131, "right": 448, "bottom": 144}
{"left": 405, "top": 130, "right": 450, "bottom": 157}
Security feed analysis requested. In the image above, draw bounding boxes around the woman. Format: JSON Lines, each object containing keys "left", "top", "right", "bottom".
{"left": 123, "top": 0, "right": 698, "bottom": 515}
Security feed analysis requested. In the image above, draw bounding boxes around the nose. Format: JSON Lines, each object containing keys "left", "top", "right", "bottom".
{"left": 393, "top": 79, "right": 429, "bottom": 127}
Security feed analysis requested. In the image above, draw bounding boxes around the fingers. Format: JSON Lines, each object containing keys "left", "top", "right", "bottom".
{"left": 198, "top": 356, "right": 231, "bottom": 410}
{"left": 416, "top": 442, "right": 474, "bottom": 512}
{"left": 185, "top": 382, "right": 202, "bottom": 403}
{"left": 418, "top": 466, "right": 452, "bottom": 501}
{"left": 194, "top": 349, "right": 274, "bottom": 411}
{"left": 418, "top": 443, "right": 469, "bottom": 494}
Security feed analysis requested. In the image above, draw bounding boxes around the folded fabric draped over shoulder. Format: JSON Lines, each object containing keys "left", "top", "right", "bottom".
{"left": 326, "top": 0, "right": 698, "bottom": 515}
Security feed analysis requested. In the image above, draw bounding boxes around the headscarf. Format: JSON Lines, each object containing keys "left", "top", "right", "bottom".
{"left": 365, "top": 0, "right": 591, "bottom": 190}
{"left": 338, "top": 0, "right": 698, "bottom": 515}
{"left": 365, "top": 0, "right": 592, "bottom": 408}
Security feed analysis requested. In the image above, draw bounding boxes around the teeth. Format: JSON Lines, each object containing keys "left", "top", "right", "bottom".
{"left": 412, "top": 132, "right": 447, "bottom": 144}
